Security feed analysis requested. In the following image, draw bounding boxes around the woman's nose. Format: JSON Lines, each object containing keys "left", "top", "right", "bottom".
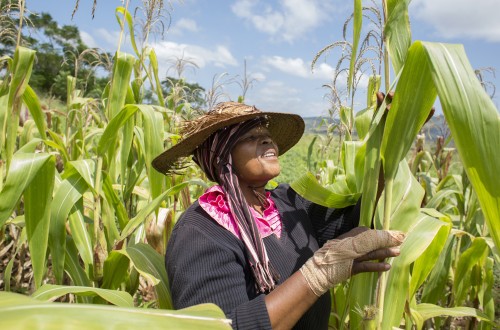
{"left": 261, "top": 136, "right": 273, "bottom": 144}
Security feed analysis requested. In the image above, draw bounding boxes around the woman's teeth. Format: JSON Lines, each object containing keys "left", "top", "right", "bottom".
{"left": 263, "top": 151, "right": 276, "bottom": 157}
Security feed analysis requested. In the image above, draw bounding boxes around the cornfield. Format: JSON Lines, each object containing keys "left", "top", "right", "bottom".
{"left": 0, "top": 1, "right": 498, "bottom": 329}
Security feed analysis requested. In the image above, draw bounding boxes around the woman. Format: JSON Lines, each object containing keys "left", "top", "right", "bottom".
{"left": 152, "top": 102, "right": 404, "bottom": 330}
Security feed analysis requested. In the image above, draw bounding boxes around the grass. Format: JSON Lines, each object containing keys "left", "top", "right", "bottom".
{"left": 275, "top": 134, "right": 321, "bottom": 184}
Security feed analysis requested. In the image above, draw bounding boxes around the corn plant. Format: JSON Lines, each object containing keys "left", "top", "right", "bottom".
{"left": 293, "top": 0, "right": 498, "bottom": 329}
{"left": 0, "top": 1, "right": 228, "bottom": 328}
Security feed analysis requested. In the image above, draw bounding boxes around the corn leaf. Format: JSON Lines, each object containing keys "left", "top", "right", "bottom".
{"left": 411, "top": 303, "right": 494, "bottom": 329}
{"left": 98, "top": 104, "right": 137, "bottom": 161}
{"left": 342, "top": 141, "right": 363, "bottom": 192}
{"left": 24, "top": 155, "right": 55, "bottom": 288}
{"left": 7, "top": 46, "right": 36, "bottom": 115}
{"left": 120, "top": 181, "right": 190, "bottom": 239}
{"left": 64, "top": 237, "right": 92, "bottom": 288}
{"left": 49, "top": 174, "right": 90, "bottom": 283}
{"left": 421, "top": 234, "right": 455, "bottom": 305}
{"left": 47, "top": 129, "right": 70, "bottom": 163}
{"left": 64, "top": 160, "right": 96, "bottom": 192}
{"left": 101, "top": 197, "right": 121, "bottom": 248}
{"left": 374, "top": 161, "right": 424, "bottom": 231}
{"left": 98, "top": 104, "right": 163, "bottom": 167}
{"left": 22, "top": 85, "right": 47, "bottom": 140}
{"left": 148, "top": 48, "right": 166, "bottom": 107}
{"left": 409, "top": 214, "right": 451, "bottom": 297}
{"left": 366, "top": 75, "right": 381, "bottom": 108}
{"left": 106, "top": 52, "right": 135, "bottom": 119}
{"left": 380, "top": 42, "right": 437, "bottom": 180}
{"left": 384, "top": 0, "right": 412, "bottom": 75}
{"left": 119, "top": 243, "right": 172, "bottom": 309}
{"left": 359, "top": 113, "right": 386, "bottom": 226}
{"left": 102, "top": 173, "right": 129, "bottom": 230}
{"left": 32, "top": 284, "right": 134, "bottom": 308}
{"left": 120, "top": 115, "right": 134, "bottom": 201}
{"left": 0, "top": 152, "right": 53, "bottom": 227}
{"left": 139, "top": 106, "right": 164, "bottom": 199}
{"left": 19, "top": 120, "right": 36, "bottom": 148}
{"left": 67, "top": 201, "right": 93, "bottom": 270}
{"left": 0, "top": 94, "right": 8, "bottom": 153}
{"left": 102, "top": 251, "right": 130, "bottom": 290}
{"left": 5, "top": 47, "right": 36, "bottom": 171}
{"left": 0, "top": 292, "right": 231, "bottom": 329}
{"left": 3, "top": 254, "right": 16, "bottom": 292}
{"left": 421, "top": 41, "right": 500, "bottom": 251}
{"left": 354, "top": 107, "right": 374, "bottom": 141}
{"left": 290, "top": 172, "right": 360, "bottom": 208}
{"left": 115, "top": 7, "right": 139, "bottom": 57}
{"left": 348, "top": 273, "right": 377, "bottom": 328}
{"left": 453, "top": 237, "right": 489, "bottom": 305}
{"left": 479, "top": 257, "right": 495, "bottom": 327}
{"left": 382, "top": 213, "right": 451, "bottom": 328}
{"left": 347, "top": 0, "right": 362, "bottom": 96}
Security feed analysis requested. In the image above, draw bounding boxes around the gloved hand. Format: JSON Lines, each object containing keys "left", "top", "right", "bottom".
{"left": 300, "top": 229, "right": 405, "bottom": 297}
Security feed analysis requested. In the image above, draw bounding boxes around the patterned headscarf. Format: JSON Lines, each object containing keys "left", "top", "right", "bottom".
{"left": 193, "top": 117, "right": 279, "bottom": 293}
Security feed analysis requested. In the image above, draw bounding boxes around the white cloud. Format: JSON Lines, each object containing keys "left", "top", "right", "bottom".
{"left": 263, "top": 56, "right": 335, "bottom": 80}
{"left": 151, "top": 41, "right": 238, "bottom": 69}
{"left": 95, "top": 28, "right": 123, "bottom": 48}
{"left": 80, "top": 31, "right": 97, "bottom": 48}
{"left": 248, "top": 80, "right": 331, "bottom": 116}
{"left": 251, "top": 72, "right": 266, "bottom": 81}
{"left": 247, "top": 80, "right": 303, "bottom": 114}
{"left": 231, "top": 0, "right": 334, "bottom": 42}
{"left": 412, "top": 0, "right": 500, "bottom": 42}
{"left": 169, "top": 18, "right": 199, "bottom": 35}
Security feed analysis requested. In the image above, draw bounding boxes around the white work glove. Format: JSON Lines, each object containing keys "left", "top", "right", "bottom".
{"left": 300, "top": 229, "right": 405, "bottom": 297}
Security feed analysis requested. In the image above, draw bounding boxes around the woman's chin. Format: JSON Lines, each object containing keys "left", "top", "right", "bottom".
{"left": 264, "top": 170, "right": 281, "bottom": 182}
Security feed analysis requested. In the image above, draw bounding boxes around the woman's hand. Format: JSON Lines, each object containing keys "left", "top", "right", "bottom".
{"left": 265, "top": 227, "right": 404, "bottom": 329}
{"left": 336, "top": 226, "right": 402, "bottom": 275}
{"left": 300, "top": 227, "right": 405, "bottom": 296}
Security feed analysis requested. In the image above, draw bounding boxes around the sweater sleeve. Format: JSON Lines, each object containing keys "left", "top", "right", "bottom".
{"left": 166, "top": 222, "right": 271, "bottom": 330}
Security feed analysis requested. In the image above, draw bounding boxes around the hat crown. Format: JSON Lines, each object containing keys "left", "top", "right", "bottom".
{"left": 210, "top": 102, "right": 260, "bottom": 115}
{"left": 182, "top": 102, "right": 262, "bottom": 137}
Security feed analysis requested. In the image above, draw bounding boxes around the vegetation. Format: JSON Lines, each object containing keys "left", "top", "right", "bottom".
{"left": 293, "top": 1, "right": 499, "bottom": 329}
{"left": 0, "top": 1, "right": 498, "bottom": 329}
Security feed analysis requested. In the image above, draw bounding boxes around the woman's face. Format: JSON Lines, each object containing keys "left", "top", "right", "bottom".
{"left": 231, "top": 125, "right": 280, "bottom": 187}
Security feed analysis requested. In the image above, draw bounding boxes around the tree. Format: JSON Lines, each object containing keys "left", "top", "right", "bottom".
{"left": 0, "top": 8, "right": 111, "bottom": 101}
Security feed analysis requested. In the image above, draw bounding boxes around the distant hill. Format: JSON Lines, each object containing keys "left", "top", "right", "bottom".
{"left": 302, "top": 116, "right": 336, "bottom": 134}
{"left": 301, "top": 114, "right": 449, "bottom": 142}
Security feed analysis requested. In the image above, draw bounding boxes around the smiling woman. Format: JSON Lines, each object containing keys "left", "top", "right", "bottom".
{"left": 152, "top": 101, "right": 404, "bottom": 330}
{"left": 231, "top": 126, "right": 281, "bottom": 197}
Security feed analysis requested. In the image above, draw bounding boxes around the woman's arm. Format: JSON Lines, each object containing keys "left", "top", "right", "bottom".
{"left": 265, "top": 227, "right": 402, "bottom": 330}
{"left": 168, "top": 203, "right": 402, "bottom": 330}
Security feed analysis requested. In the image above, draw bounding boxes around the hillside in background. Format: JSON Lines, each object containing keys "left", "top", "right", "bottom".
{"left": 303, "top": 114, "right": 449, "bottom": 142}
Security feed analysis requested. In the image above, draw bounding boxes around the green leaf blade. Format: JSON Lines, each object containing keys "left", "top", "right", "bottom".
{"left": 421, "top": 41, "right": 500, "bottom": 250}
{"left": 24, "top": 155, "right": 55, "bottom": 288}
{"left": 32, "top": 284, "right": 134, "bottom": 307}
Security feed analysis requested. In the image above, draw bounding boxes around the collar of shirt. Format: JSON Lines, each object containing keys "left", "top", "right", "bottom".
{"left": 198, "top": 185, "right": 282, "bottom": 239}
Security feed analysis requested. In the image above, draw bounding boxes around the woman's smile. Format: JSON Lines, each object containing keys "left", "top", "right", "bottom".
{"left": 261, "top": 149, "right": 278, "bottom": 159}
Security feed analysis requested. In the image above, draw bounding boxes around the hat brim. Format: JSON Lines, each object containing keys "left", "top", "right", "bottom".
{"left": 152, "top": 112, "right": 305, "bottom": 174}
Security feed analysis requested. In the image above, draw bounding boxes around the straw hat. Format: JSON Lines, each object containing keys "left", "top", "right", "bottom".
{"left": 152, "top": 102, "right": 305, "bottom": 174}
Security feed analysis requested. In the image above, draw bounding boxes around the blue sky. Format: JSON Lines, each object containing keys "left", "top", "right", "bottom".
{"left": 28, "top": 0, "right": 500, "bottom": 117}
